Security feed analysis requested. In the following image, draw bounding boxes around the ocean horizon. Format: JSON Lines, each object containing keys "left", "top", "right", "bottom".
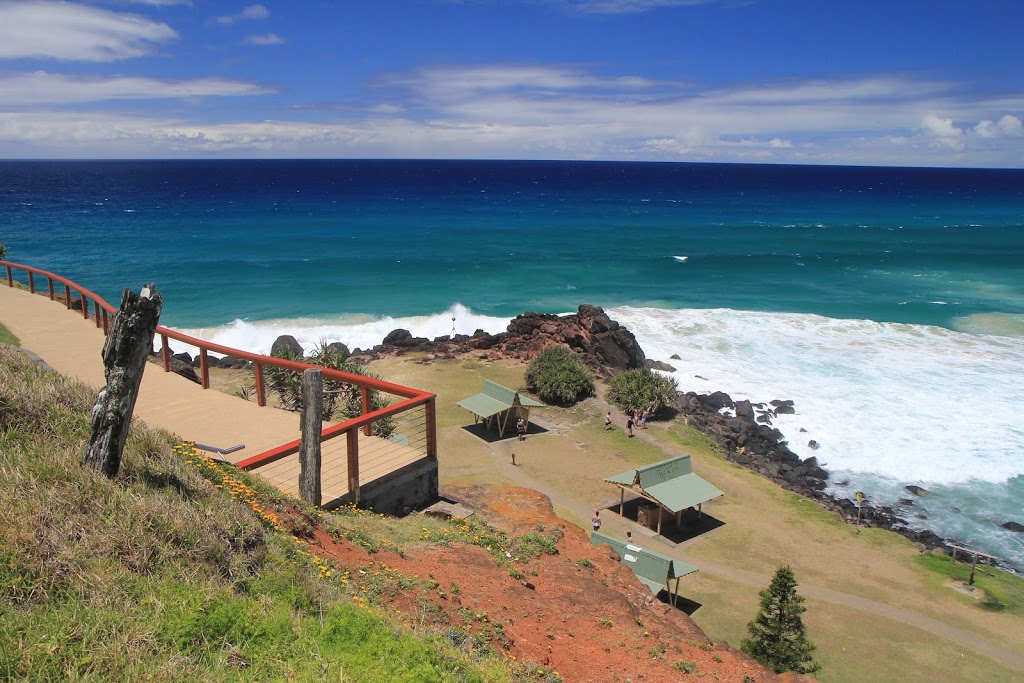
{"left": 2, "top": 159, "right": 1022, "bottom": 569}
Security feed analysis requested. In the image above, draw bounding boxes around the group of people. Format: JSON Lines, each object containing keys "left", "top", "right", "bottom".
{"left": 591, "top": 511, "right": 639, "bottom": 547}
{"left": 604, "top": 408, "right": 651, "bottom": 437}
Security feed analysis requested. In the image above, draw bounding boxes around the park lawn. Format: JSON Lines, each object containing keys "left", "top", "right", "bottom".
{"left": 0, "top": 320, "right": 19, "bottom": 345}
{"left": 370, "top": 354, "right": 1024, "bottom": 682}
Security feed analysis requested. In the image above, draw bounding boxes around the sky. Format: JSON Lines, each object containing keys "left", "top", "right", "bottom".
{"left": 0, "top": 0, "right": 1022, "bottom": 166}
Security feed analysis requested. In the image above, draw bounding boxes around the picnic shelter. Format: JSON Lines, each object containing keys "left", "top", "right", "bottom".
{"left": 605, "top": 454, "right": 724, "bottom": 536}
{"left": 590, "top": 530, "right": 697, "bottom": 607}
{"left": 457, "top": 380, "right": 544, "bottom": 439}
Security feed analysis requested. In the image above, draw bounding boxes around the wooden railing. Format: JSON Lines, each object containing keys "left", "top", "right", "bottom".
{"left": 1, "top": 260, "right": 438, "bottom": 493}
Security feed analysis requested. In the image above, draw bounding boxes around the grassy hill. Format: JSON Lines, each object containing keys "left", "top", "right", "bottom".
{"left": 0, "top": 347, "right": 522, "bottom": 683}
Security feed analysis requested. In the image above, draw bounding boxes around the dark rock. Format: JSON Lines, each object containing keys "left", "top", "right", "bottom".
{"left": 807, "top": 440, "right": 820, "bottom": 450}
{"left": 163, "top": 356, "right": 200, "bottom": 384}
{"left": 905, "top": 485, "right": 930, "bottom": 497}
{"left": 326, "top": 342, "right": 350, "bottom": 358}
{"left": 271, "top": 334, "right": 304, "bottom": 358}
{"left": 670, "top": 354, "right": 681, "bottom": 360}
{"left": 735, "top": 400, "right": 754, "bottom": 420}
{"left": 899, "top": 498, "right": 915, "bottom": 506}
{"left": 756, "top": 413, "right": 772, "bottom": 424}
{"left": 1001, "top": 521, "right": 1024, "bottom": 533}
{"left": 382, "top": 329, "right": 413, "bottom": 346}
{"left": 645, "top": 359, "right": 677, "bottom": 372}
{"left": 770, "top": 399, "right": 796, "bottom": 415}
{"left": 172, "top": 351, "right": 193, "bottom": 364}
{"left": 219, "top": 355, "right": 250, "bottom": 370}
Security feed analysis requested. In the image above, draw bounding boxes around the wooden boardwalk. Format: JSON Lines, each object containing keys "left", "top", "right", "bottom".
{"left": 0, "top": 284, "right": 425, "bottom": 502}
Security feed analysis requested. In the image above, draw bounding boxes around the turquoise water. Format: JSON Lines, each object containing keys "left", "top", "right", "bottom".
{"left": 2, "top": 160, "right": 1023, "bottom": 568}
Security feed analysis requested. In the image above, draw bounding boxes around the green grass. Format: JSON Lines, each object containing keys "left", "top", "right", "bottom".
{"left": 0, "top": 348, "right": 525, "bottom": 683}
{"left": 0, "top": 320, "right": 18, "bottom": 345}
{"left": 916, "top": 553, "right": 1024, "bottom": 615}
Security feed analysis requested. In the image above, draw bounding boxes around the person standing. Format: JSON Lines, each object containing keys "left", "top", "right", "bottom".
{"left": 626, "top": 415, "right": 634, "bottom": 438}
{"left": 516, "top": 417, "right": 526, "bottom": 441}
{"left": 592, "top": 511, "right": 602, "bottom": 531}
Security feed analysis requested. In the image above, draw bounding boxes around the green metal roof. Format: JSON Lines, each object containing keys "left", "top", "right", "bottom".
{"left": 457, "top": 380, "right": 544, "bottom": 418}
{"left": 590, "top": 531, "right": 697, "bottom": 595}
{"left": 605, "top": 454, "right": 724, "bottom": 514}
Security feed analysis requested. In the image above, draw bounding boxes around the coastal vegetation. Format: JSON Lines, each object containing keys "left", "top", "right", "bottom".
{"left": 741, "top": 565, "right": 819, "bottom": 675}
{"left": 261, "top": 340, "right": 396, "bottom": 435}
{"left": 607, "top": 367, "right": 678, "bottom": 414}
{"left": 524, "top": 345, "right": 595, "bottom": 405}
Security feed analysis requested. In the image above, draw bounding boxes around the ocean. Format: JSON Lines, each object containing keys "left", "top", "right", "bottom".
{"left": 2, "top": 159, "right": 1023, "bottom": 568}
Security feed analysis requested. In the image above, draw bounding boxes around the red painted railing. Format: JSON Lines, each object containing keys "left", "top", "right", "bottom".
{"left": 2, "top": 260, "right": 438, "bottom": 492}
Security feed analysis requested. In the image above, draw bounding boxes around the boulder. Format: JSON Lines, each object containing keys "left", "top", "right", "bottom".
{"left": 1001, "top": 521, "right": 1024, "bottom": 533}
{"left": 807, "top": 440, "right": 820, "bottom": 450}
{"left": 382, "top": 329, "right": 413, "bottom": 346}
{"left": 645, "top": 359, "right": 677, "bottom": 372}
{"left": 905, "top": 485, "right": 930, "bottom": 497}
{"left": 670, "top": 353, "right": 681, "bottom": 360}
{"left": 771, "top": 399, "right": 796, "bottom": 415}
{"left": 172, "top": 351, "right": 193, "bottom": 364}
{"left": 271, "top": 334, "right": 304, "bottom": 358}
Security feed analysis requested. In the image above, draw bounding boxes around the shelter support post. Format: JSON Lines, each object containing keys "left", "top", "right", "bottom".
{"left": 657, "top": 505, "right": 663, "bottom": 536}
{"left": 619, "top": 488, "right": 625, "bottom": 516}
{"left": 698, "top": 502, "right": 703, "bottom": 520}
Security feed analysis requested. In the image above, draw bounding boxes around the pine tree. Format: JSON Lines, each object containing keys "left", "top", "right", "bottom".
{"left": 741, "top": 565, "right": 820, "bottom": 675}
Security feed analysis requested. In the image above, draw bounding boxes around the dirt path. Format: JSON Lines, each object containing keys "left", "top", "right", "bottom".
{"left": 485, "top": 394, "right": 1024, "bottom": 673}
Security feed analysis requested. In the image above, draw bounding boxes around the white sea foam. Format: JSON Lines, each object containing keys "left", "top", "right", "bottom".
{"left": 672, "top": 255, "right": 689, "bottom": 262}
{"left": 613, "top": 306, "right": 1024, "bottom": 566}
{"left": 169, "top": 303, "right": 510, "bottom": 358}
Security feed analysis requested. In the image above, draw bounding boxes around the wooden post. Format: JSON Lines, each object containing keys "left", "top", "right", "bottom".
{"left": 253, "top": 363, "right": 266, "bottom": 406}
{"left": 198, "top": 349, "right": 210, "bottom": 389}
{"left": 969, "top": 552, "right": 979, "bottom": 586}
{"left": 657, "top": 505, "right": 663, "bottom": 536}
{"left": 361, "top": 386, "right": 372, "bottom": 436}
{"left": 298, "top": 368, "right": 323, "bottom": 507}
{"left": 28, "top": 271, "right": 35, "bottom": 293}
{"left": 47, "top": 278, "right": 55, "bottom": 300}
{"left": 5, "top": 265, "right": 11, "bottom": 287}
{"left": 160, "top": 335, "right": 170, "bottom": 371}
{"left": 347, "top": 427, "right": 360, "bottom": 502}
{"left": 426, "top": 396, "right": 438, "bottom": 458}
{"left": 83, "top": 284, "right": 162, "bottom": 478}
{"left": 63, "top": 284, "right": 71, "bottom": 308}
{"left": 80, "top": 292, "right": 88, "bottom": 319}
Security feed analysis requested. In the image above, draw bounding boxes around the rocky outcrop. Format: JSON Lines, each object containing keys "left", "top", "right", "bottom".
{"left": 271, "top": 334, "right": 303, "bottom": 358}
{"left": 357, "top": 304, "right": 646, "bottom": 375}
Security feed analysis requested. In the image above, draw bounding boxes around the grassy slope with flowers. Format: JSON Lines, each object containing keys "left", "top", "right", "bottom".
{"left": 0, "top": 347, "right": 537, "bottom": 683}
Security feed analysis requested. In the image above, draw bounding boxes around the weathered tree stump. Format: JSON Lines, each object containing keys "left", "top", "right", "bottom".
{"left": 83, "top": 284, "right": 163, "bottom": 478}
{"left": 299, "top": 368, "right": 323, "bottom": 507}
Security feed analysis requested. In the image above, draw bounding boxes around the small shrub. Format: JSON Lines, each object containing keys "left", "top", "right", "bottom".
{"left": 575, "top": 558, "right": 594, "bottom": 568}
{"left": 525, "top": 346, "right": 595, "bottom": 406}
{"left": 607, "top": 368, "right": 678, "bottom": 414}
{"left": 675, "top": 660, "right": 697, "bottom": 674}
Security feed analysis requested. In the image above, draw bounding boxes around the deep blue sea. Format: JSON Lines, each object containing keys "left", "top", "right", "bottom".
{"left": 2, "top": 159, "right": 1023, "bottom": 567}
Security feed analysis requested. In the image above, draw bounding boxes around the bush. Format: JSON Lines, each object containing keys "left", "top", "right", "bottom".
{"left": 525, "top": 346, "right": 595, "bottom": 405}
{"left": 607, "top": 368, "right": 678, "bottom": 414}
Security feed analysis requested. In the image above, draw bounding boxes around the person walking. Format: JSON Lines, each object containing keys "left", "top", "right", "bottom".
{"left": 604, "top": 411, "right": 613, "bottom": 430}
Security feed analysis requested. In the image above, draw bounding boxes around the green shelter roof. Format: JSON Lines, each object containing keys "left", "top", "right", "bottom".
{"left": 605, "top": 454, "right": 723, "bottom": 514}
{"left": 590, "top": 531, "right": 697, "bottom": 594}
{"left": 457, "top": 379, "right": 543, "bottom": 419}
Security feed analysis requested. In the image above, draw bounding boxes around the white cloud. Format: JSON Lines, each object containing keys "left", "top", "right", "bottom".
{"left": 244, "top": 32, "right": 284, "bottom": 45}
{"left": 127, "top": 0, "right": 192, "bottom": 5}
{"left": 216, "top": 4, "right": 269, "bottom": 25}
{"left": 973, "top": 114, "right": 1023, "bottom": 138}
{"left": 0, "top": 1, "right": 177, "bottom": 61}
{"left": 0, "top": 62, "right": 1022, "bottom": 166}
{"left": 0, "top": 71, "right": 274, "bottom": 105}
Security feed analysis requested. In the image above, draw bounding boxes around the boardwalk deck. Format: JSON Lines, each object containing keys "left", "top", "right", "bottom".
{"left": 0, "top": 284, "right": 426, "bottom": 502}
